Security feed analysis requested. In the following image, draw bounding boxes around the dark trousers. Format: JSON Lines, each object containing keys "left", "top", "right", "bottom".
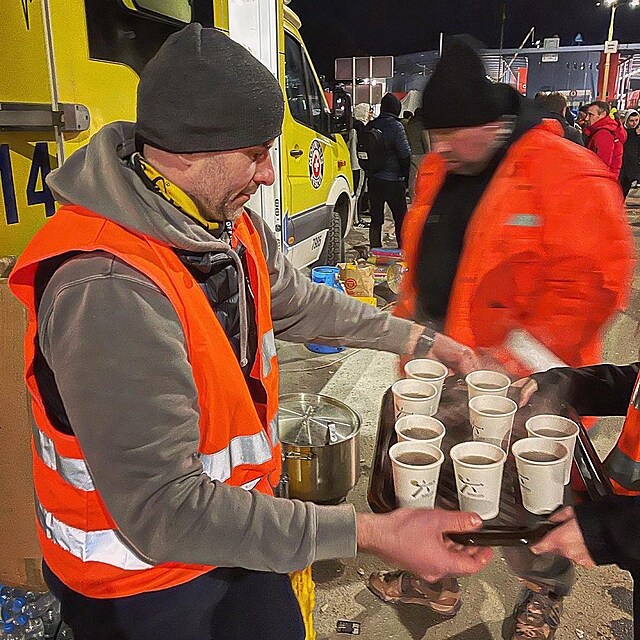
{"left": 367, "top": 177, "right": 407, "bottom": 249}
{"left": 44, "top": 562, "right": 305, "bottom": 640}
{"left": 502, "top": 547, "right": 575, "bottom": 596}
{"left": 621, "top": 175, "right": 636, "bottom": 199}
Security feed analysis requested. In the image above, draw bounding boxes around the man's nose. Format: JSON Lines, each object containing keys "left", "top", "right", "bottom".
{"left": 255, "top": 154, "right": 275, "bottom": 186}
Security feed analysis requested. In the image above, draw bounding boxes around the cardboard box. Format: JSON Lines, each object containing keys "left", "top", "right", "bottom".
{"left": 0, "top": 279, "right": 46, "bottom": 590}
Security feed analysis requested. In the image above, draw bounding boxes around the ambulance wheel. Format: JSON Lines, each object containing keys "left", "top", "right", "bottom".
{"left": 325, "top": 210, "right": 345, "bottom": 265}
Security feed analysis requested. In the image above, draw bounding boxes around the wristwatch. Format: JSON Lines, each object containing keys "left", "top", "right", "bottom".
{"left": 412, "top": 327, "right": 437, "bottom": 358}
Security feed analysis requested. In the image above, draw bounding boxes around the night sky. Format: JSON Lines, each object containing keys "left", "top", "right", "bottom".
{"left": 289, "top": 0, "right": 640, "bottom": 79}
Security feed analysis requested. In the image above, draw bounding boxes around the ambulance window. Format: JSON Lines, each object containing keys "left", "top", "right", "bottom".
{"left": 133, "top": 0, "right": 191, "bottom": 23}
{"left": 301, "top": 51, "right": 330, "bottom": 136}
{"left": 285, "top": 33, "right": 310, "bottom": 127}
{"left": 284, "top": 33, "right": 330, "bottom": 136}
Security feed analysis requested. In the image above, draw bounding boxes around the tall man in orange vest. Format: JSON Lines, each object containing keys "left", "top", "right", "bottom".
{"left": 8, "top": 25, "right": 491, "bottom": 640}
{"left": 372, "top": 37, "right": 634, "bottom": 640}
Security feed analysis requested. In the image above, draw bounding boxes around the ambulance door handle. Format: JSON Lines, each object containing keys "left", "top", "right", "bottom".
{"left": 289, "top": 149, "right": 303, "bottom": 157}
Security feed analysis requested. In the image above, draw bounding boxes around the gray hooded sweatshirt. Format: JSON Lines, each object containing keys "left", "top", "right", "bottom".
{"left": 38, "top": 121, "right": 415, "bottom": 575}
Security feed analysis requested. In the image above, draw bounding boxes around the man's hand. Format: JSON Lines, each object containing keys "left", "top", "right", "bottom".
{"left": 530, "top": 507, "right": 596, "bottom": 568}
{"left": 405, "top": 324, "right": 479, "bottom": 375}
{"left": 357, "top": 509, "right": 493, "bottom": 582}
{"left": 511, "top": 377, "right": 538, "bottom": 408}
{"left": 429, "top": 333, "right": 480, "bottom": 376}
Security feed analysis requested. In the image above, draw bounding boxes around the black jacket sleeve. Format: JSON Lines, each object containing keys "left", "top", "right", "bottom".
{"left": 576, "top": 496, "right": 640, "bottom": 573}
{"left": 392, "top": 120, "right": 411, "bottom": 181}
{"left": 531, "top": 363, "right": 640, "bottom": 417}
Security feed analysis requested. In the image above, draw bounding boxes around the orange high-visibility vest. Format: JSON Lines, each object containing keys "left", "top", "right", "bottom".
{"left": 606, "top": 374, "right": 640, "bottom": 496}
{"left": 9, "top": 205, "right": 281, "bottom": 598}
{"left": 395, "top": 121, "right": 634, "bottom": 375}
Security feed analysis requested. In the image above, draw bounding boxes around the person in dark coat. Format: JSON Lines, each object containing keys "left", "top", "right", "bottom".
{"left": 540, "top": 92, "right": 584, "bottom": 146}
{"left": 365, "top": 93, "right": 411, "bottom": 248}
{"left": 514, "top": 363, "right": 640, "bottom": 639}
{"left": 621, "top": 110, "right": 640, "bottom": 198}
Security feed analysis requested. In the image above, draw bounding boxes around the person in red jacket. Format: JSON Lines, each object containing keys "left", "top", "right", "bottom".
{"left": 584, "top": 101, "right": 628, "bottom": 177}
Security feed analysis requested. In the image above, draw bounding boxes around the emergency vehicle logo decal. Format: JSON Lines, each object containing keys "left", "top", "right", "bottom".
{"left": 21, "top": 0, "right": 33, "bottom": 29}
{"left": 308, "top": 140, "right": 324, "bottom": 190}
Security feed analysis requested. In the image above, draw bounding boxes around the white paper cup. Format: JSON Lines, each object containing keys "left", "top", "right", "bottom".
{"left": 389, "top": 441, "right": 444, "bottom": 509}
{"left": 449, "top": 441, "right": 506, "bottom": 520}
{"left": 395, "top": 415, "right": 446, "bottom": 449}
{"left": 404, "top": 359, "right": 448, "bottom": 404}
{"left": 525, "top": 415, "right": 579, "bottom": 485}
{"left": 392, "top": 379, "right": 439, "bottom": 420}
{"left": 512, "top": 437, "right": 568, "bottom": 515}
{"left": 465, "top": 370, "right": 511, "bottom": 401}
{"left": 468, "top": 395, "right": 518, "bottom": 451}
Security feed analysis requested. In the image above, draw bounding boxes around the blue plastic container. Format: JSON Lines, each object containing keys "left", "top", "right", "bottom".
{"left": 306, "top": 267, "right": 346, "bottom": 355}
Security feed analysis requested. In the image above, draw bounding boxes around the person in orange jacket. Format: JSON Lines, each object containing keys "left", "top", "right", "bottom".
{"left": 369, "top": 37, "right": 635, "bottom": 640}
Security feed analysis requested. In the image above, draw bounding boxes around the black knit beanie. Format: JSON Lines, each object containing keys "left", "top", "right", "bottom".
{"left": 380, "top": 93, "right": 402, "bottom": 117}
{"left": 421, "top": 36, "right": 520, "bottom": 129}
{"left": 136, "top": 24, "right": 284, "bottom": 153}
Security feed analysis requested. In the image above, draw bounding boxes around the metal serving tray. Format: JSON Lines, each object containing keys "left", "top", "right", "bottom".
{"left": 367, "top": 377, "right": 612, "bottom": 545}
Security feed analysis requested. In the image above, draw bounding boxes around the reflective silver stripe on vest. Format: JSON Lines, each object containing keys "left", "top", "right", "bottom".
{"left": 262, "top": 330, "right": 277, "bottom": 378}
{"left": 269, "top": 417, "right": 279, "bottom": 447}
{"left": 198, "top": 431, "right": 273, "bottom": 483}
{"left": 33, "top": 427, "right": 95, "bottom": 492}
{"left": 35, "top": 500, "right": 153, "bottom": 570}
{"left": 604, "top": 445, "right": 640, "bottom": 492}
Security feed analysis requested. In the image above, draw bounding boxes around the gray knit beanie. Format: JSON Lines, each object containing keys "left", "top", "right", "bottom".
{"left": 136, "top": 24, "right": 284, "bottom": 153}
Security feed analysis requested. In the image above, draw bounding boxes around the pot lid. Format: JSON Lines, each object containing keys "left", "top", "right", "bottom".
{"left": 278, "top": 393, "right": 360, "bottom": 446}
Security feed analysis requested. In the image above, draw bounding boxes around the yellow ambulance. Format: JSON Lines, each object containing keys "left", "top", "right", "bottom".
{"left": 0, "top": 0, "right": 354, "bottom": 267}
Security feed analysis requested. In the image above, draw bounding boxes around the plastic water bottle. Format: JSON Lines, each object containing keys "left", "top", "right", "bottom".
{"left": 306, "top": 266, "right": 346, "bottom": 355}
{"left": 40, "top": 600, "right": 61, "bottom": 638}
{"left": 1, "top": 621, "right": 25, "bottom": 639}
{"left": 2, "top": 597, "right": 26, "bottom": 623}
{"left": 54, "top": 623, "right": 73, "bottom": 640}
{"left": 23, "top": 594, "right": 56, "bottom": 621}
{"left": 21, "top": 618, "right": 43, "bottom": 640}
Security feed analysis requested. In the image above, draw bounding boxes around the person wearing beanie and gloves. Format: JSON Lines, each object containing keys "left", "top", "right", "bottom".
{"left": 372, "top": 36, "right": 634, "bottom": 640}
{"left": 621, "top": 109, "right": 640, "bottom": 198}
{"left": 364, "top": 92, "right": 411, "bottom": 248}
{"left": 8, "top": 25, "right": 491, "bottom": 640}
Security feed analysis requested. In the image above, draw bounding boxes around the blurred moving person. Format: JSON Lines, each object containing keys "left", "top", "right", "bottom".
{"left": 374, "top": 37, "right": 635, "bottom": 640}
{"left": 621, "top": 109, "right": 640, "bottom": 199}
{"left": 584, "top": 101, "right": 627, "bottom": 177}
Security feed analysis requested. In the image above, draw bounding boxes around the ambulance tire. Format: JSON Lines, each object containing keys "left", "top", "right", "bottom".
{"left": 325, "top": 210, "right": 345, "bottom": 266}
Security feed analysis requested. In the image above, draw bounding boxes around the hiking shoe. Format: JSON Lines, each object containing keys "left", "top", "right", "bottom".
{"left": 510, "top": 581, "right": 563, "bottom": 639}
{"left": 367, "top": 570, "right": 462, "bottom": 616}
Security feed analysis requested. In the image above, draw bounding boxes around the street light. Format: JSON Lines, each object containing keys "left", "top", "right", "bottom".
{"left": 598, "top": 0, "right": 639, "bottom": 101}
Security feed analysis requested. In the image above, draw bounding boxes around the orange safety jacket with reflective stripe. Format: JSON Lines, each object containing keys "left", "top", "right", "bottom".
{"left": 9, "top": 205, "right": 281, "bottom": 598}
{"left": 607, "top": 375, "right": 640, "bottom": 496}
{"left": 395, "top": 121, "right": 634, "bottom": 376}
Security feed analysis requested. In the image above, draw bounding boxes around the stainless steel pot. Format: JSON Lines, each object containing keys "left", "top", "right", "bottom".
{"left": 279, "top": 393, "right": 361, "bottom": 504}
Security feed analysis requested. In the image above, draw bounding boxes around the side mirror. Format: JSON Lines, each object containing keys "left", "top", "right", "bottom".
{"left": 330, "top": 89, "right": 352, "bottom": 135}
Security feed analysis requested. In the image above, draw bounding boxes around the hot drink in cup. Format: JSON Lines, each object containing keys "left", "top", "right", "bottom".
{"left": 404, "top": 359, "right": 448, "bottom": 403}
{"left": 449, "top": 441, "right": 506, "bottom": 520}
{"left": 391, "top": 379, "right": 439, "bottom": 420}
{"left": 525, "top": 415, "right": 579, "bottom": 484}
{"left": 468, "top": 395, "right": 518, "bottom": 451}
{"left": 395, "top": 415, "right": 446, "bottom": 449}
{"left": 389, "top": 441, "right": 445, "bottom": 509}
{"left": 465, "top": 370, "right": 511, "bottom": 401}
{"left": 512, "top": 437, "right": 568, "bottom": 515}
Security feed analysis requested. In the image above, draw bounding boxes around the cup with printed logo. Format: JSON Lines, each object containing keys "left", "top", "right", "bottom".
{"left": 389, "top": 441, "right": 444, "bottom": 509}
{"left": 468, "top": 395, "right": 518, "bottom": 451}
{"left": 391, "top": 379, "right": 439, "bottom": 420}
{"left": 465, "top": 370, "right": 511, "bottom": 401}
{"left": 525, "top": 415, "right": 579, "bottom": 485}
{"left": 512, "top": 437, "right": 568, "bottom": 514}
{"left": 449, "top": 442, "right": 506, "bottom": 520}
{"left": 404, "top": 359, "right": 448, "bottom": 404}
{"left": 395, "top": 415, "right": 446, "bottom": 450}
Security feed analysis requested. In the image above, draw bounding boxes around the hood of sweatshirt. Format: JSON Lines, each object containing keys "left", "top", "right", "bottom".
{"left": 46, "top": 121, "right": 251, "bottom": 366}
{"left": 584, "top": 116, "right": 626, "bottom": 139}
